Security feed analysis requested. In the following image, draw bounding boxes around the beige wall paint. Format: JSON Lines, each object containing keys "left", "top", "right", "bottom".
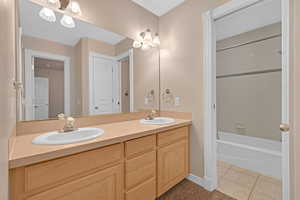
{"left": 0, "top": 0, "right": 16, "bottom": 199}
{"left": 87, "top": 38, "right": 116, "bottom": 57}
{"left": 291, "top": 0, "right": 300, "bottom": 199}
{"left": 115, "top": 38, "right": 133, "bottom": 56}
{"left": 133, "top": 48, "right": 160, "bottom": 111}
{"left": 217, "top": 24, "right": 282, "bottom": 141}
{"left": 159, "top": 0, "right": 229, "bottom": 177}
{"left": 73, "top": 0, "right": 158, "bottom": 41}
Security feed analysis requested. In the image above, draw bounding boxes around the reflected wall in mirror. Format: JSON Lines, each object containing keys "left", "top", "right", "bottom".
{"left": 17, "top": 0, "right": 159, "bottom": 121}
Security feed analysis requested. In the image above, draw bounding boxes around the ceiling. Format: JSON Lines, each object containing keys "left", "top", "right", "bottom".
{"left": 131, "top": 0, "right": 185, "bottom": 16}
{"left": 215, "top": 0, "right": 281, "bottom": 41}
{"left": 20, "top": 0, "right": 126, "bottom": 46}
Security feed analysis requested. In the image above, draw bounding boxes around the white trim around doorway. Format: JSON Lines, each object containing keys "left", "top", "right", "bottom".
{"left": 202, "top": 1, "right": 290, "bottom": 200}
{"left": 24, "top": 49, "right": 71, "bottom": 120}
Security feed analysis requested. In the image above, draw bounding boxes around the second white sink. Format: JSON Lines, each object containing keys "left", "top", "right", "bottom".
{"left": 32, "top": 128, "right": 105, "bottom": 145}
{"left": 140, "top": 117, "right": 175, "bottom": 125}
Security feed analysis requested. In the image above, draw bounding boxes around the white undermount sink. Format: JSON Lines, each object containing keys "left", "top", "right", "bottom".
{"left": 32, "top": 128, "right": 105, "bottom": 145}
{"left": 140, "top": 117, "right": 176, "bottom": 125}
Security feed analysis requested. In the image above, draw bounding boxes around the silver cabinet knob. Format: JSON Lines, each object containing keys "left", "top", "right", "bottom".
{"left": 280, "top": 124, "right": 290, "bottom": 132}
{"left": 95, "top": 106, "right": 99, "bottom": 110}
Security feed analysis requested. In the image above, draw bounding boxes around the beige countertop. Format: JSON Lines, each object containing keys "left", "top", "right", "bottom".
{"left": 9, "top": 118, "right": 192, "bottom": 169}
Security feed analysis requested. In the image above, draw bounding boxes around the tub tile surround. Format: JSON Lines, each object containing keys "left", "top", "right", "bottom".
{"left": 218, "top": 161, "right": 282, "bottom": 200}
{"left": 9, "top": 111, "right": 192, "bottom": 169}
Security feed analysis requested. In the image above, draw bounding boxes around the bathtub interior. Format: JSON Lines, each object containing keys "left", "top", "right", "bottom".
{"left": 217, "top": 132, "right": 282, "bottom": 180}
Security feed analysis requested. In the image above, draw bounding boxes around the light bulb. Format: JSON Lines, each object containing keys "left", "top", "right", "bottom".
{"left": 133, "top": 40, "right": 142, "bottom": 48}
{"left": 39, "top": 7, "right": 56, "bottom": 22}
{"left": 153, "top": 33, "right": 160, "bottom": 47}
{"left": 144, "top": 29, "right": 152, "bottom": 43}
{"left": 60, "top": 15, "right": 76, "bottom": 28}
{"left": 68, "top": 1, "right": 82, "bottom": 15}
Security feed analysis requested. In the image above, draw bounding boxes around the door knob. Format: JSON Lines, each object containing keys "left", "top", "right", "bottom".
{"left": 280, "top": 124, "right": 290, "bottom": 132}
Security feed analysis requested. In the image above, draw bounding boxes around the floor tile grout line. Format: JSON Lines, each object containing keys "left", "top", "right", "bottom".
{"left": 247, "top": 174, "right": 261, "bottom": 200}
{"left": 217, "top": 163, "right": 233, "bottom": 187}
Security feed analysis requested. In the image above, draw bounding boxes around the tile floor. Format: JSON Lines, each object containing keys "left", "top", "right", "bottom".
{"left": 158, "top": 179, "right": 236, "bottom": 200}
{"left": 217, "top": 161, "right": 282, "bottom": 200}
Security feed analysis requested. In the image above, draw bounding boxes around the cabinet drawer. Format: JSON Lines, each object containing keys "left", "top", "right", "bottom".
{"left": 126, "top": 178, "right": 156, "bottom": 200}
{"left": 26, "top": 164, "right": 123, "bottom": 200}
{"left": 125, "top": 135, "right": 156, "bottom": 158}
{"left": 158, "top": 126, "right": 189, "bottom": 147}
{"left": 125, "top": 151, "right": 156, "bottom": 190}
{"left": 25, "top": 143, "right": 123, "bottom": 192}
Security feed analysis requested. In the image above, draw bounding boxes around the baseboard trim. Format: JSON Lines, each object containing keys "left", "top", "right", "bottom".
{"left": 186, "top": 174, "right": 214, "bottom": 191}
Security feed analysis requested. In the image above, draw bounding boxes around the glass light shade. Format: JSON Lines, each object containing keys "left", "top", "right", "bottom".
{"left": 60, "top": 15, "right": 76, "bottom": 28}
{"left": 39, "top": 7, "right": 56, "bottom": 22}
{"left": 133, "top": 40, "right": 142, "bottom": 48}
{"left": 153, "top": 33, "right": 160, "bottom": 47}
{"left": 68, "top": 1, "right": 82, "bottom": 14}
{"left": 144, "top": 29, "right": 152, "bottom": 43}
{"left": 141, "top": 43, "right": 151, "bottom": 51}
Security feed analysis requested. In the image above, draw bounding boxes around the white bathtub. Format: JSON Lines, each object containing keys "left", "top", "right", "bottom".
{"left": 217, "top": 132, "right": 282, "bottom": 179}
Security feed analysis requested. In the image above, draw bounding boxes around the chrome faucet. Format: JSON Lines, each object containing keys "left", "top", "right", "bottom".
{"left": 58, "top": 113, "right": 77, "bottom": 132}
{"left": 145, "top": 109, "right": 157, "bottom": 120}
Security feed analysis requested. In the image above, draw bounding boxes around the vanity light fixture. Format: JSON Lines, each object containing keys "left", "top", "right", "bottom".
{"left": 133, "top": 29, "right": 160, "bottom": 50}
{"left": 38, "top": 0, "right": 81, "bottom": 28}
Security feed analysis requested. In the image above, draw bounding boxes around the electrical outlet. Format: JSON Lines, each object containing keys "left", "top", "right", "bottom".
{"left": 144, "top": 97, "right": 149, "bottom": 105}
{"left": 175, "top": 97, "right": 180, "bottom": 106}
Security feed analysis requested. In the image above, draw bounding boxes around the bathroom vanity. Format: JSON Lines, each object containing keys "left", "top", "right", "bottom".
{"left": 9, "top": 119, "right": 191, "bottom": 200}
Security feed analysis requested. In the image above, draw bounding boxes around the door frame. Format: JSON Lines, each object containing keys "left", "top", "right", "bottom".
{"left": 202, "top": 0, "right": 290, "bottom": 200}
{"left": 24, "top": 49, "right": 71, "bottom": 120}
{"left": 116, "top": 49, "right": 134, "bottom": 112}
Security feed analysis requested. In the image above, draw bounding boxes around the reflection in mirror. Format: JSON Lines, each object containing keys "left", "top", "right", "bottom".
{"left": 17, "top": 0, "right": 159, "bottom": 121}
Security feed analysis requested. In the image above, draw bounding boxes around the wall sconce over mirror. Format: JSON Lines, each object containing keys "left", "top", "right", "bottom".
{"left": 39, "top": 0, "right": 81, "bottom": 28}
{"left": 133, "top": 29, "right": 160, "bottom": 50}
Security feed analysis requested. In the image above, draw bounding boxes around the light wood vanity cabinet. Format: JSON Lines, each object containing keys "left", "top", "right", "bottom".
{"left": 10, "top": 126, "right": 190, "bottom": 200}
{"left": 125, "top": 135, "right": 156, "bottom": 200}
{"left": 157, "top": 127, "right": 189, "bottom": 196}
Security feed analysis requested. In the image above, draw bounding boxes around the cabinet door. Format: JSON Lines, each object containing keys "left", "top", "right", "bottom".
{"left": 157, "top": 140, "right": 188, "bottom": 196}
{"left": 26, "top": 164, "right": 123, "bottom": 200}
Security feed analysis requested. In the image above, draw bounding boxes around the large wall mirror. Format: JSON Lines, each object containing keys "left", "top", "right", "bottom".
{"left": 17, "top": 0, "right": 160, "bottom": 121}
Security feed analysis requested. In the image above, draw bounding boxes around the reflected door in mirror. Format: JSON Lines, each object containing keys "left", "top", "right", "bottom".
{"left": 34, "top": 77, "right": 49, "bottom": 120}
{"left": 90, "top": 54, "right": 119, "bottom": 115}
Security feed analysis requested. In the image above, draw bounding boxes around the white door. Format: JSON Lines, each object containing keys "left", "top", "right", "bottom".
{"left": 90, "top": 55, "right": 119, "bottom": 115}
{"left": 34, "top": 77, "right": 49, "bottom": 120}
